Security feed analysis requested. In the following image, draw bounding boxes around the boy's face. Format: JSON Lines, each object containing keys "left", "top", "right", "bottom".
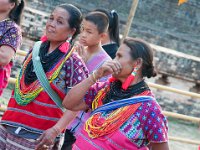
{"left": 79, "top": 19, "right": 103, "bottom": 47}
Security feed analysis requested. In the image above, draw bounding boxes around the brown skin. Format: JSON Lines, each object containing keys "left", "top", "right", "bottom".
{"left": 63, "top": 43, "right": 169, "bottom": 150}
{"left": 112, "top": 44, "right": 143, "bottom": 83}
{"left": 79, "top": 19, "right": 104, "bottom": 48}
{"left": 101, "top": 30, "right": 112, "bottom": 45}
{"left": 0, "top": 0, "right": 15, "bottom": 16}
{"left": 45, "top": 7, "right": 75, "bottom": 53}
{"left": 76, "top": 19, "right": 106, "bottom": 62}
{"left": 0, "top": 0, "right": 16, "bottom": 66}
{"left": 0, "top": 46, "right": 15, "bottom": 66}
{"left": 35, "top": 7, "right": 76, "bottom": 150}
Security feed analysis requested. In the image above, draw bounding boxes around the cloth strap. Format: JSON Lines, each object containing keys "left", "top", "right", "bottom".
{"left": 92, "top": 96, "right": 154, "bottom": 115}
{"left": 32, "top": 41, "right": 65, "bottom": 112}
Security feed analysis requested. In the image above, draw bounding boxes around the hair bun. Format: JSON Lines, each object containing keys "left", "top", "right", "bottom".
{"left": 143, "top": 66, "right": 157, "bottom": 78}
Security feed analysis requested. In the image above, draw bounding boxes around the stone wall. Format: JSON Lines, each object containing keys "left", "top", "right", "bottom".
{"left": 154, "top": 88, "right": 200, "bottom": 118}
{"left": 22, "top": 0, "right": 200, "bottom": 84}
{"left": 26, "top": 0, "right": 200, "bottom": 56}
{"left": 152, "top": 44, "right": 200, "bottom": 84}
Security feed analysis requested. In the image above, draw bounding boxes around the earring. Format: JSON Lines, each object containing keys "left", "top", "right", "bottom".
{"left": 40, "top": 35, "right": 48, "bottom": 42}
{"left": 67, "top": 35, "right": 72, "bottom": 43}
{"left": 122, "top": 67, "right": 139, "bottom": 90}
{"left": 59, "top": 35, "right": 72, "bottom": 53}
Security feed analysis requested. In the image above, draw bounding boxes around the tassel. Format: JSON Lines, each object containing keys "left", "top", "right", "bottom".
{"left": 109, "top": 77, "right": 117, "bottom": 83}
{"left": 122, "top": 67, "right": 138, "bottom": 90}
{"left": 59, "top": 42, "right": 70, "bottom": 53}
{"left": 59, "top": 35, "right": 72, "bottom": 53}
{"left": 40, "top": 35, "right": 71, "bottom": 53}
{"left": 40, "top": 35, "right": 48, "bottom": 42}
{"left": 122, "top": 75, "right": 135, "bottom": 90}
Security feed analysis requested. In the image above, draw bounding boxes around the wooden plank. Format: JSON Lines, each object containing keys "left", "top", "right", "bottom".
{"left": 122, "top": 0, "right": 139, "bottom": 41}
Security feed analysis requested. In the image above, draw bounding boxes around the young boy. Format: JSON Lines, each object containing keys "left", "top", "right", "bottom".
{"left": 76, "top": 12, "right": 111, "bottom": 80}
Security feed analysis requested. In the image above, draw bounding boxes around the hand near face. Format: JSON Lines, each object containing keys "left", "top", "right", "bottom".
{"left": 95, "top": 60, "right": 122, "bottom": 79}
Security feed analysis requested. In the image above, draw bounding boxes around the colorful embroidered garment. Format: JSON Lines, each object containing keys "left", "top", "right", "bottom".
{"left": 0, "top": 19, "right": 22, "bottom": 95}
{"left": 73, "top": 82, "right": 168, "bottom": 150}
{"left": 1, "top": 47, "right": 88, "bottom": 138}
{"left": 14, "top": 43, "right": 74, "bottom": 105}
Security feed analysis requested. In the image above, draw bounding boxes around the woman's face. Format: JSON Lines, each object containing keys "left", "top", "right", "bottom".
{"left": 0, "top": 0, "right": 14, "bottom": 13}
{"left": 113, "top": 44, "right": 136, "bottom": 79}
{"left": 46, "top": 7, "right": 74, "bottom": 42}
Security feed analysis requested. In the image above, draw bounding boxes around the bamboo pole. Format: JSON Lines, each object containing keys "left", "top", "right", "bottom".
{"left": 0, "top": 105, "right": 7, "bottom": 112}
{"left": 122, "top": 0, "right": 139, "bottom": 41}
{"left": 163, "top": 111, "right": 200, "bottom": 124}
{"left": 16, "top": 50, "right": 27, "bottom": 57}
{"left": 148, "top": 82, "right": 200, "bottom": 99}
{"left": 169, "top": 136, "right": 200, "bottom": 145}
{"left": 9, "top": 78, "right": 16, "bottom": 84}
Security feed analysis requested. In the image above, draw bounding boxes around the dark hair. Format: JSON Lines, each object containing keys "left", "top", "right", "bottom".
{"left": 85, "top": 12, "right": 109, "bottom": 34}
{"left": 58, "top": 4, "right": 82, "bottom": 42}
{"left": 123, "top": 37, "right": 157, "bottom": 78}
{"left": 95, "top": 9, "right": 120, "bottom": 46}
{"left": 9, "top": 0, "right": 25, "bottom": 25}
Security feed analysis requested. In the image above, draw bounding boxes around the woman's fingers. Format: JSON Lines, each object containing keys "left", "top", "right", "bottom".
{"left": 96, "top": 60, "right": 122, "bottom": 78}
{"left": 104, "top": 60, "right": 122, "bottom": 75}
{"left": 35, "top": 135, "right": 47, "bottom": 149}
{"left": 76, "top": 46, "right": 83, "bottom": 56}
{"left": 75, "top": 45, "right": 87, "bottom": 62}
{"left": 35, "top": 132, "right": 54, "bottom": 150}
{"left": 113, "top": 60, "right": 122, "bottom": 71}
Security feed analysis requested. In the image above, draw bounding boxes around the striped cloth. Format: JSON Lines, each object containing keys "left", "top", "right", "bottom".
{"left": 0, "top": 125, "right": 36, "bottom": 150}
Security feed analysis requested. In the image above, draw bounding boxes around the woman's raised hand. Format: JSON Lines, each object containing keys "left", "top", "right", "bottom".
{"left": 95, "top": 60, "right": 122, "bottom": 80}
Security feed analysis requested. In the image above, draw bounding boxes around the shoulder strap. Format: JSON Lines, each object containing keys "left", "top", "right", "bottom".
{"left": 32, "top": 41, "right": 65, "bottom": 112}
{"left": 91, "top": 96, "right": 154, "bottom": 115}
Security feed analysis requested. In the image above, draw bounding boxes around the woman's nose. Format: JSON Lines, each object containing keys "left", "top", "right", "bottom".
{"left": 49, "top": 20, "right": 56, "bottom": 27}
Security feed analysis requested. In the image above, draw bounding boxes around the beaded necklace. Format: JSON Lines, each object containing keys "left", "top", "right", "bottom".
{"left": 85, "top": 81, "right": 150, "bottom": 139}
{"left": 14, "top": 46, "right": 75, "bottom": 105}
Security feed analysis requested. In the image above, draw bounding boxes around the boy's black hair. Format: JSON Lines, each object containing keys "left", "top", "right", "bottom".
{"left": 85, "top": 12, "right": 109, "bottom": 34}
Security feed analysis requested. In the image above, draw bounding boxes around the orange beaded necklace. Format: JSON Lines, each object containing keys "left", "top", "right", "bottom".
{"left": 85, "top": 85, "right": 150, "bottom": 139}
